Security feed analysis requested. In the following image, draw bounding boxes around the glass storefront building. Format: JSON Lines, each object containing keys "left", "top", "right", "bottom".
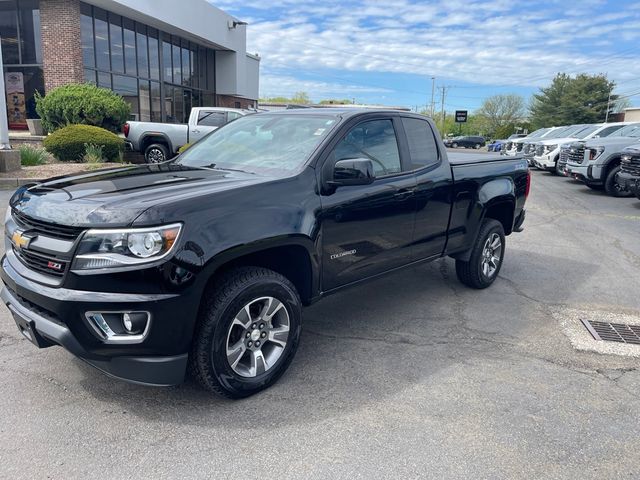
{"left": 1, "top": 0, "right": 258, "bottom": 129}
{"left": 80, "top": 3, "right": 217, "bottom": 123}
{"left": 0, "top": 0, "right": 44, "bottom": 125}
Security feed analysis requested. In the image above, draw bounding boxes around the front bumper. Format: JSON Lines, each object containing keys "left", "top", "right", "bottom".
{"left": 617, "top": 171, "right": 640, "bottom": 197}
{"left": 533, "top": 154, "right": 556, "bottom": 169}
{"left": 1, "top": 254, "right": 191, "bottom": 386}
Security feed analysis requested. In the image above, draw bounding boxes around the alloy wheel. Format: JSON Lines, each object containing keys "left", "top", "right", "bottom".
{"left": 147, "top": 148, "right": 165, "bottom": 163}
{"left": 225, "top": 296, "right": 290, "bottom": 378}
{"left": 481, "top": 233, "right": 502, "bottom": 278}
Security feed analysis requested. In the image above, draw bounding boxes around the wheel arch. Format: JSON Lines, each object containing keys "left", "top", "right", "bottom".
{"left": 140, "top": 133, "right": 174, "bottom": 155}
{"left": 201, "top": 238, "right": 320, "bottom": 306}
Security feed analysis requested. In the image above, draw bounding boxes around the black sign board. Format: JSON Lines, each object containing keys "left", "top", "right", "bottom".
{"left": 455, "top": 110, "right": 468, "bottom": 123}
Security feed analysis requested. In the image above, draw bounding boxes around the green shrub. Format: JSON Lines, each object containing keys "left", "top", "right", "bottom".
{"left": 43, "top": 125, "right": 124, "bottom": 162}
{"left": 19, "top": 145, "right": 48, "bottom": 166}
{"left": 178, "top": 143, "right": 193, "bottom": 154}
{"left": 35, "top": 83, "right": 130, "bottom": 133}
{"left": 83, "top": 143, "right": 104, "bottom": 163}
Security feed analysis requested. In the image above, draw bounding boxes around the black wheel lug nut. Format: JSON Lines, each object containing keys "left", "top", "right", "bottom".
{"left": 247, "top": 341, "right": 252, "bottom": 347}
{"left": 261, "top": 332, "right": 266, "bottom": 338}
{"left": 255, "top": 341, "right": 260, "bottom": 347}
{"left": 259, "top": 323, "right": 265, "bottom": 329}
{"left": 251, "top": 323, "right": 257, "bottom": 329}
{"left": 245, "top": 332, "right": 251, "bottom": 338}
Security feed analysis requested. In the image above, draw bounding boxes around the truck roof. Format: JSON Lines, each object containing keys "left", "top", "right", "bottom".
{"left": 255, "top": 107, "right": 426, "bottom": 119}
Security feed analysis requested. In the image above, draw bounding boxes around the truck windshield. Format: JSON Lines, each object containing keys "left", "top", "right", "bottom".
{"left": 176, "top": 114, "right": 338, "bottom": 175}
{"left": 609, "top": 123, "right": 640, "bottom": 137}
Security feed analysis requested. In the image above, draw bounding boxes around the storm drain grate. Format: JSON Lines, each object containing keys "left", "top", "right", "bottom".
{"left": 581, "top": 319, "right": 640, "bottom": 345}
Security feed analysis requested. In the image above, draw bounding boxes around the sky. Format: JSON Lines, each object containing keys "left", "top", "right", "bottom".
{"left": 214, "top": 0, "right": 640, "bottom": 112}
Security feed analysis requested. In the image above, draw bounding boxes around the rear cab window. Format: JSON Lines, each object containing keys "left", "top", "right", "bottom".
{"left": 401, "top": 117, "right": 439, "bottom": 170}
{"left": 197, "top": 111, "right": 227, "bottom": 127}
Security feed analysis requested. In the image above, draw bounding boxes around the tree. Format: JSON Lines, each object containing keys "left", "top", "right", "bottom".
{"left": 259, "top": 91, "right": 311, "bottom": 105}
{"left": 529, "top": 73, "right": 616, "bottom": 128}
{"left": 476, "top": 94, "right": 526, "bottom": 136}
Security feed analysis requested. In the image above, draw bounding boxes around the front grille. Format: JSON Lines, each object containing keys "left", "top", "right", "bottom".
{"left": 13, "top": 247, "right": 68, "bottom": 278}
{"left": 558, "top": 147, "right": 569, "bottom": 167}
{"left": 535, "top": 145, "right": 544, "bottom": 156}
{"left": 568, "top": 145, "right": 585, "bottom": 165}
{"left": 12, "top": 210, "right": 85, "bottom": 241}
{"left": 504, "top": 141, "right": 513, "bottom": 152}
{"left": 516, "top": 143, "right": 524, "bottom": 152}
{"left": 621, "top": 154, "right": 640, "bottom": 176}
{"left": 523, "top": 144, "right": 534, "bottom": 155}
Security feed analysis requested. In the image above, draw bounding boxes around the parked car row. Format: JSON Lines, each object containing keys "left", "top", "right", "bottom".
{"left": 503, "top": 121, "right": 640, "bottom": 199}
{"left": 487, "top": 134, "right": 526, "bottom": 152}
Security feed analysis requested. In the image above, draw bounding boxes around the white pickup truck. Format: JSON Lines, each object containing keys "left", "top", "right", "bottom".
{"left": 124, "top": 107, "right": 253, "bottom": 163}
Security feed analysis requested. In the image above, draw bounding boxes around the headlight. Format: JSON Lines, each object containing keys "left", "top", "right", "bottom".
{"left": 588, "top": 146, "right": 605, "bottom": 161}
{"left": 73, "top": 223, "right": 182, "bottom": 271}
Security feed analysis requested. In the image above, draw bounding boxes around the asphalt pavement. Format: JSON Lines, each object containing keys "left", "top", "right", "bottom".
{"left": 1, "top": 165, "right": 640, "bottom": 479}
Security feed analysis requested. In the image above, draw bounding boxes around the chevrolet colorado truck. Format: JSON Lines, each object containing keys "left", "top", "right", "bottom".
{"left": 124, "top": 107, "right": 252, "bottom": 163}
{"left": 1, "top": 109, "right": 529, "bottom": 398}
{"left": 565, "top": 123, "right": 640, "bottom": 197}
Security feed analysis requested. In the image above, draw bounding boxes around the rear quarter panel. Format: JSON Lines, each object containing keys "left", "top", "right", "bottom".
{"left": 446, "top": 158, "right": 528, "bottom": 255}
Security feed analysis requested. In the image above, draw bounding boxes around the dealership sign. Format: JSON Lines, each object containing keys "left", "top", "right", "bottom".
{"left": 455, "top": 110, "right": 468, "bottom": 123}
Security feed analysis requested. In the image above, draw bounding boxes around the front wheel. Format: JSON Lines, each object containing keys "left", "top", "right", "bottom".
{"left": 455, "top": 219, "right": 505, "bottom": 289}
{"left": 190, "top": 267, "right": 302, "bottom": 398}
{"left": 555, "top": 160, "right": 565, "bottom": 176}
{"left": 604, "top": 165, "right": 633, "bottom": 197}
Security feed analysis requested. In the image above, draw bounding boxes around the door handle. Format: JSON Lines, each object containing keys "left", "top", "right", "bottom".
{"left": 192, "top": 129, "right": 201, "bottom": 134}
{"left": 393, "top": 189, "right": 414, "bottom": 200}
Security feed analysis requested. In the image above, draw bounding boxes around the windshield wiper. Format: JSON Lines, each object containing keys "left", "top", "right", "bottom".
{"left": 197, "top": 164, "right": 256, "bottom": 174}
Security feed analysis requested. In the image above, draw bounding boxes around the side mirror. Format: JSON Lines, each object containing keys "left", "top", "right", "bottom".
{"left": 330, "top": 158, "right": 376, "bottom": 187}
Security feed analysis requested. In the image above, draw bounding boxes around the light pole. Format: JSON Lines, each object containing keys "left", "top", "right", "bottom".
{"left": 430, "top": 77, "right": 435, "bottom": 118}
{"left": 0, "top": 34, "right": 12, "bottom": 150}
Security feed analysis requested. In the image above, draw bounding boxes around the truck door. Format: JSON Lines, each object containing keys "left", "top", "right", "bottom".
{"left": 320, "top": 116, "right": 417, "bottom": 290}
{"left": 190, "top": 110, "right": 227, "bottom": 142}
{"left": 398, "top": 116, "right": 454, "bottom": 261}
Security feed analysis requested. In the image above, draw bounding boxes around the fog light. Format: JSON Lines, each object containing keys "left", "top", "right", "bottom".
{"left": 123, "top": 312, "right": 149, "bottom": 334}
{"left": 85, "top": 311, "right": 151, "bottom": 344}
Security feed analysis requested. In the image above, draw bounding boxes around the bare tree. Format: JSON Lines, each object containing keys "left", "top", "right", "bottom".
{"left": 477, "top": 94, "right": 527, "bottom": 134}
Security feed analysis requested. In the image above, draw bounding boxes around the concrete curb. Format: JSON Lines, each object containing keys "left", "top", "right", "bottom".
{"left": 0, "top": 178, "right": 44, "bottom": 189}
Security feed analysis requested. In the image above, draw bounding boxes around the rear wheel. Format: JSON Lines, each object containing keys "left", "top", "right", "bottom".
{"left": 144, "top": 143, "right": 169, "bottom": 163}
{"left": 604, "top": 165, "right": 633, "bottom": 197}
{"left": 456, "top": 219, "right": 505, "bottom": 289}
{"left": 451, "top": 142, "right": 458, "bottom": 148}
{"left": 190, "top": 267, "right": 302, "bottom": 398}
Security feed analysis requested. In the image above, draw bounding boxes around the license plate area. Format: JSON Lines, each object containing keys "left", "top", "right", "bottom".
{"left": 10, "top": 306, "right": 55, "bottom": 349}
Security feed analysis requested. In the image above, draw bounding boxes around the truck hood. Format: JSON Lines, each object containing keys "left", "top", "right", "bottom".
{"left": 10, "top": 163, "right": 273, "bottom": 227}
{"left": 538, "top": 137, "right": 579, "bottom": 146}
{"left": 582, "top": 136, "right": 640, "bottom": 149}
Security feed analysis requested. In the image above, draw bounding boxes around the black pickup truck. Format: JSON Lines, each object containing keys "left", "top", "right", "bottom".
{"left": 1, "top": 109, "right": 529, "bottom": 398}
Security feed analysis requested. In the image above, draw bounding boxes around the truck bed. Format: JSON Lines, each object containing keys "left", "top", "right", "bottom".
{"left": 447, "top": 151, "right": 525, "bottom": 166}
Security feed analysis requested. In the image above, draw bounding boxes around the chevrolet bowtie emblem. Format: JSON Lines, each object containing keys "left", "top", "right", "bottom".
{"left": 12, "top": 230, "right": 33, "bottom": 250}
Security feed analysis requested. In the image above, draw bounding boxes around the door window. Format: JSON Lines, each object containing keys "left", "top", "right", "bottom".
{"left": 401, "top": 117, "right": 439, "bottom": 169}
{"left": 334, "top": 119, "right": 401, "bottom": 176}
{"left": 197, "top": 111, "right": 226, "bottom": 127}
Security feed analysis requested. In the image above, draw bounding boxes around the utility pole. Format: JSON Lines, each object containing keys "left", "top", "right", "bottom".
{"left": 0, "top": 34, "right": 11, "bottom": 150}
{"left": 605, "top": 88, "right": 612, "bottom": 123}
{"left": 430, "top": 77, "right": 436, "bottom": 117}
{"left": 440, "top": 86, "right": 447, "bottom": 132}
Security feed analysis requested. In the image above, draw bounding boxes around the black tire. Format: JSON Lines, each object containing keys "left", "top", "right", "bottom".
{"left": 455, "top": 219, "right": 505, "bottom": 289}
{"left": 144, "top": 143, "right": 169, "bottom": 164}
{"left": 604, "top": 165, "right": 633, "bottom": 197}
{"left": 451, "top": 142, "right": 458, "bottom": 148}
{"left": 190, "top": 267, "right": 302, "bottom": 398}
{"left": 555, "top": 160, "right": 564, "bottom": 176}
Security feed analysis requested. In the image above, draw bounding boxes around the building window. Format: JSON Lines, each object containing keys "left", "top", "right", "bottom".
{"left": 80, "top": 2, "right": 217, "bottom": 123}
{"left": 1, "top": 0, "right": 44, "bottom": 128}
